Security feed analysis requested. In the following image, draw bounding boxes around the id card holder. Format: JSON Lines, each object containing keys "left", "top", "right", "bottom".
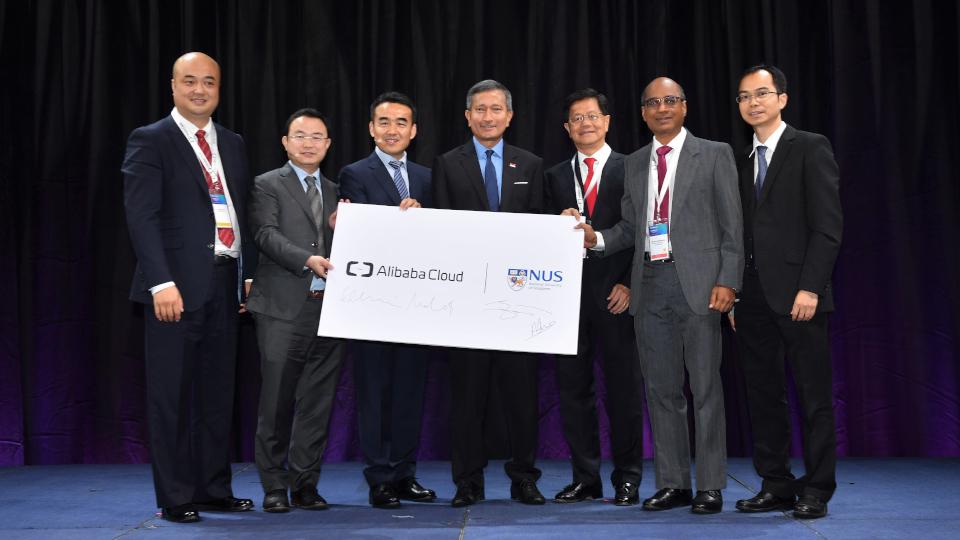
{"left": 648, "top": 219, "right": 670, "bottom": 261}
{"left": 210, "top": 193, "right": 233, "bottom": 228}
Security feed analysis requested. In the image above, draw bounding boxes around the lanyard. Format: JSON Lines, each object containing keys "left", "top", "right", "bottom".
{"left": 652, "top": 154, "right": 671, "bottom": 221}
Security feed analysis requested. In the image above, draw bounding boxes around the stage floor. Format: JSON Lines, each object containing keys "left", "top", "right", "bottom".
{"left": 1, "top": 458, "right": 957, "bottom": 539}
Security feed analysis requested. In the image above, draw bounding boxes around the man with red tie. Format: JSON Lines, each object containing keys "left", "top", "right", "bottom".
{"left": 123, "top": 52, "right": 256, "bottom": 523}
{"left": 544, "top": 89, "right": 644, "bottom": 506}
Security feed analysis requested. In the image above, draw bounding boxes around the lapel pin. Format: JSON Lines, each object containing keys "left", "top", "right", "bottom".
{"left": 508, "top": 162, "right": 517, "bottom": 168}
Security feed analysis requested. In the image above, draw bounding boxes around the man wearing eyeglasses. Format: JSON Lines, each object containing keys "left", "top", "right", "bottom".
{"left": 246, "top": 108, "right": 343, "bottom": 513}
{"left": 565, "top": 76, "right": 742, "bottom": 514}
{"left": 544, "top": 88, "right": 644, "bottom": 506}
{"left": 730, "top": 64, "right": 842, "bottom": 519}
{"left": 338, "top": 92, "right": 437, "bottom": 509}
{"left": 432, "top": 79, "right": 546, "bottom": 508}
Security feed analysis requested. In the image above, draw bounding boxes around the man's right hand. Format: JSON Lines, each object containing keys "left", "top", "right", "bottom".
{"left": 153, "top": 286, "right": 184, "bottom": 322}
{"left": 306, "top": 255, "right": 334, "bottom": 278}
{"left": 561, "top": 208, "right": 597, "bottom": 248}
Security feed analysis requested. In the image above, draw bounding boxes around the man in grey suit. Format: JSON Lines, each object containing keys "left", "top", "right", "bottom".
{"left": 246, "top": 108, "right": 342, "bottom": 513}
{"left": 566, "top": 77, "right": 742, "bottom": 514}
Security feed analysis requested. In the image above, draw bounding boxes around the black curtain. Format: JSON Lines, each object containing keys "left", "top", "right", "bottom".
{"left": 2, "top": 0, "right": 958, "bottom": 466}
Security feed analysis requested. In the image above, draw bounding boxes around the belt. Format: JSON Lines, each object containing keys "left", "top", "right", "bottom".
{"left": 643, "top": 252, "right": 674, "bottom": 264}
{"left": 214, "top": 254, "right": 237, "bottom": 266}
{"left": 308, "top": 289, "right": 325, "bottom": 299}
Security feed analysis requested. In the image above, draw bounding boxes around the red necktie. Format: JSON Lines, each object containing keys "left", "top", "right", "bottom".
{"left": 655, "top": 146, "right": 672, "bottom": 221}
{"left": 196, "top": 129, "right": 235, "bottom": 248}
{"left": 582, "top": 157, "right": 597, "bottom": 215}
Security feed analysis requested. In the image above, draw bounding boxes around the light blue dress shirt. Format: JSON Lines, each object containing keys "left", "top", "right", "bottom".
{"left": 472, "top": 137, "right": 504, "bottom": 198}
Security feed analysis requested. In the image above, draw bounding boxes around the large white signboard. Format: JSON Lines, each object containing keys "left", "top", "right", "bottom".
{"left": 317, "top": 203, "right": 584, "bottom": 354}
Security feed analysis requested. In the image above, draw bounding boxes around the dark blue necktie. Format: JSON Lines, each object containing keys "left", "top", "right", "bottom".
{"left": 484, "top": 148, "right": 500, "bottom": 211}
{"left": 755, "top": 145, "right": 768, "bottom": 199}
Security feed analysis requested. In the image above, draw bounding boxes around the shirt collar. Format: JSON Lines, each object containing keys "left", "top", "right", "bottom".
{"left": 375, "top": 146, "right": 406, "bottom": 167}
{"left": 473, "top": 137, "right": 504, "bottom": 159}
{"left": 576, "top": 142, "right": 612, "bottom": 164}
{"left": 288, "top": 161, "right": 321, "bottom": 184}
{"left": 651, "top": 127, "right": 687, "bottom": 157}
{"left": 750, "top": 121, "right": 788, "bottom": 157}
{"left": 171, "top": 107, "right": 214, "bottom": 142}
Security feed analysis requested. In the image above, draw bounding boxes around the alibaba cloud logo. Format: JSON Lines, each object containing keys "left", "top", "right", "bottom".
{"left": 346, "top": 261, "right": 374, "bottom": 277}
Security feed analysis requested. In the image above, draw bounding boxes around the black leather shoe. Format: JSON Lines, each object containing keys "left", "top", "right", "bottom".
{"left": 194, "top": 496, "right": 254, "bottom": 512}
{"left": 262, "top": 489, "right": 290, "bottom": 513}
{"left": 614, "top": 482, "right": 640, "bottom": 506}
{"left": 291, "top": 487, "right": 328, "bottom": 510}
{"left": 161, "top": 503, "right": 200, "bottom": 523}
{"left": 793, "top": 494, "right": 827, "bottom": 519}
{"left": 554, "top": 482, "right": 603, "bottom": 503}
{"left": 642, "top": 488, "right": 693, "bottom": 511}
{"left": 395, "top": 477, "right": 437, "bottom": 502}
{"left": 451, "top": 483, "right": 484, "bottom": 507}
{"left": 736, "top": 491, "right": 795, "bottom": 513}
{"left": 510, "top": 479, "right": 546, "bottom": 505}
{"left": 369, "top": 483, "right": 401, "bottom": 508}
{"left": 691, "top": 490, "right": 723, "bottom": 514}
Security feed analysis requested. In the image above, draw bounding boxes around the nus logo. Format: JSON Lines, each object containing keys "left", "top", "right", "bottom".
{"left": 346, "top": 261, "right": 374, "bottom": 277}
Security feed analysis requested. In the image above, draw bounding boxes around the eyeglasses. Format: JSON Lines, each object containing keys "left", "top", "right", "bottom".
{"left": 568, "top": 113, "right": 605, "bottom": 125}
{"left": 735, "top": 89, "right": 781, "bottom": 104}
{"left": 642, "top": 95, "right": 685, "bottom": 108}
{"left": 289, "top": 134, "right": 329, "bottom": 142}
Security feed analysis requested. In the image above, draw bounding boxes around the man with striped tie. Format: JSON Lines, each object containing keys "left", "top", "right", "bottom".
{"left": 338, "top": 92, "right": 437, "bottom": 509}
{"left": 246, "top": 108, "right": 343, "bottom": 513}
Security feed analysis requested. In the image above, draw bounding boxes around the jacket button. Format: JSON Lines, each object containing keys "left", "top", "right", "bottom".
{"left": 207, "top": 243, "right": 215, "bottom": 249}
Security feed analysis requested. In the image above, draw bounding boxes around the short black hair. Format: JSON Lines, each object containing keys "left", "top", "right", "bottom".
{"left": 740, "top": 64, "right": 788, "bottom": 94}
{"left": 562, "top": 88, "right": 610, "bottom": 121}
{"left": 284, "top": 108, "right": 329, "bottom": 137}
{"left": 370, "top": 91, "right": 417, "bottom": 123}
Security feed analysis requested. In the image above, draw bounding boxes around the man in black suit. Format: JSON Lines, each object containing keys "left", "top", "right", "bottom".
{"left": 246, "top": 109, "right": 343, "bottom": 513}
{"left": 432, "top": 79, "right": 546, "bottom": 507}
{"left": 544, "top": 88, "right": 644, "bottom": 506}
{"left": 730, "top": 64, "right": 843, "bottom": 519}
{"left": 122, "top": 52, "right": 255, "bottom": 523}
{"left": 338, "top": 92, "right": 437, "bottom": 509}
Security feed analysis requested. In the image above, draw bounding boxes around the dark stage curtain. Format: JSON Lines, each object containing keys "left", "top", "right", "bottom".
{"left": 2, "top": 0, "right": 958, "bottom": 466}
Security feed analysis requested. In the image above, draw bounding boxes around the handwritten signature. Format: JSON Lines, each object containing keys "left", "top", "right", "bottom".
{"left": 483, "top": 300, "right": 557, "bottom": 339}
{"left": 339, "top": 287, "right": 454, "bottom": 316}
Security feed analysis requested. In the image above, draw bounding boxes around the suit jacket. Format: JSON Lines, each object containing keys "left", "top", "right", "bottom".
{"left": 432, "top": 140, "right": 543, "bottom": 213}
{"left": 738, "top": 125, "right": 842, "bottom": 314}
{"left": 603, "top": 132, "right": 744, "bottom": 316}
{"left": 338, "top": 151, "right": 432, "bottom": 207}
{"left": 544, "top": 152, "right": 633, "bottom": 312}
{"left": 245, "top": 163, "right": 338, "bottom": 321}
{"left": 123, "top": 115, "right": 255, "bottom": 311}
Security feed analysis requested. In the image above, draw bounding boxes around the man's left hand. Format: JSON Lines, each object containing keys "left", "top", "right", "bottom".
{"left": 399, "top": 198, "right": 421, "bottom": 210}
{"left": 708, "top": 285, "right": 736, "bottom": 312}
{"left": 606, "top": 284, "right": 630, "bottom": 314}
{"left": 791, "top": 290, "right": 819, "bottom": 321}
{"left": 239, "top": 279, "right": 252, "bottom": 314}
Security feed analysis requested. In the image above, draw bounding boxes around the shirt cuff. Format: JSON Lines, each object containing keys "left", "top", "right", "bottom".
{"left": 150, "top": 281, "right": 176, "bottom": 295}
{"left": 591, "top": 231, "right": 605, "bottom": 252}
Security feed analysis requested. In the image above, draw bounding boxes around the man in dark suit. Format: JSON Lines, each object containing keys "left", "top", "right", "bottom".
{"left": 730, "top": 64, "right": 842, "bottom": 519}
{"left": 567, "top": 77, "right": 743, "bottom": 514}
{"left": 122, "top": 52, "right": 255, "bottom": 523}
{"left": 432, "top": 79, "right": 546, "bottom": 507}
{"left": 544, "top": 88, "right": 644, "bottom": 506}
{"left": 246, "top": 109, "right": 343, "bottom": 513}
{"left": 337, "top": 91, "right": 437, "bottom": 509}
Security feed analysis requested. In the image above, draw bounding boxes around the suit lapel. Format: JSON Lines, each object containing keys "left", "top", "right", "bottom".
{"left": 740, "top": 147, "right": 757, "bottom": 213}
{"left": 163, "top": 117, "right": 209, "bottom": 196}
{"left": 367, "top": 152, "right": 403, "bottom": 205}
{"left": 757, "top": 125, "right": 796, "bottom": 207}
{"left": 672, "top": 134, "right": 701, "bottom": 215}
{"left": 320, "top": 176, "right": 337, "bottom": 253}
{"left": 500, "top": 144, "right": 520, "bottom": 210}
{"left": 457, "top": 142, "right": 489, "bottom": 210}
{"left": 215, "top": 124, "right": 242, "bottom": 207}
{"left": 593, "top": 153, "right": 623, "bottom": 220}
{"left": 279, "top": 164, "right": 318, "bottom": 229}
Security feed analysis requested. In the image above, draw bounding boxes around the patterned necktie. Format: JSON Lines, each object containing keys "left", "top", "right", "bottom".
{"left": 484, "top": 149, "right": 499, "bottom": 211}
{"left": 655, "top": 145, "right": 672, "bottom": 221}
{"left": 196, "top": 129, "right": 234, "bottom": 248}
{"left": 755, "top": 145, "right": 768, "bottom": 199}
{"left": 582, "top": 157, "right": 597, "bottom": 215}
{"left": 304, "top": 176, "right": 323, "bottom": 234}
{"left": 388, "top": 160, "right": 410, "bottom": 200}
